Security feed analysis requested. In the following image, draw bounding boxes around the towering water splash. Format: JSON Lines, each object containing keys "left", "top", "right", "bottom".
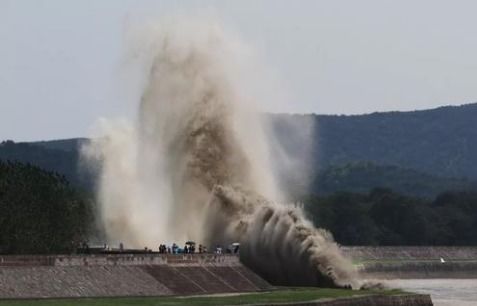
{"left": 83, "top": 18, "right": 357, "bottom": 288}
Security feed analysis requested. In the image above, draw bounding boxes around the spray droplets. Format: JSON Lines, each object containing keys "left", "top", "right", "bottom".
{"left": 83, "top": 17, "right": 358, "bottom": 288}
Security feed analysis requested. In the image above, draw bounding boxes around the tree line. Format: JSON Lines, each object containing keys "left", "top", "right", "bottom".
{"left": 1, "top": 158, "right": 477, "bottom": 254}
{"left": 304, "top": 188, "right": 477, "bottom": 246}
{"left": 0, "top": 161, "right": 94, "bottom": 254}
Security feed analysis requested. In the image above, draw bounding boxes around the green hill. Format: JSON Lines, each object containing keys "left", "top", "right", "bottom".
{"left": 317, "top": 104, "right": 477, "bottom": 179}
{"left": 0, "top": 139, "right": 94, "bottom": 191}
{"left": 270, "top": 103, "right": 477, "bottom": 196}
{"left": 2, "top": 103, "right": 477, "bottom": 248}
{"left": 304, "top": 188, "right": 477, "bottom": 246}
{"left": 31, "top": 138, "right": 89, "bottom": 152}
{"left": 3, "top": 103, "right": 477, "bottom": 197}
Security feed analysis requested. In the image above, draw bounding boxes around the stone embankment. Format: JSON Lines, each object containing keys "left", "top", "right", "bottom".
{"left": 342, "top": 246, "right": 477, "bottom": 279}
{"left": 0, "top": 254, "right": 271, "bottom": 298}
{"left": 0, "top": 253, "right": 434, "bottom": 305}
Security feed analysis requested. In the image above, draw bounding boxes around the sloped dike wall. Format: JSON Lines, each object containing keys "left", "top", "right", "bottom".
{"left": 343, "top": 246, "right": 477, "bottom": 279}
{"left": 0, "top": 254, "right": 271, "bottom": 298}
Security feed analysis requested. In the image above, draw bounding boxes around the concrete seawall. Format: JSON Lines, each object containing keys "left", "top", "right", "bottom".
{"left": 342, "top": 246, "right": 477, "bottom": 261}
{"left": 0, "top": 254, "right": 271, "bottom": 299}
{"left": 342, "top": 246, "right": 477, "bottom": 279}
{"left": 0, "top": 253, "right": 435, "bottom": 305}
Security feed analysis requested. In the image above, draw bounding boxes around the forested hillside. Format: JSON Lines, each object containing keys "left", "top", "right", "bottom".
{"left": 1, "top": 103, "right": 477, "bottom": 249}
{"left": 317, "top": 104, "right": 477, "bottom": 179}
{"left": 271, "top": 103, "right": 477, "bottom": 180}
{"left": 304, "top": 189, "right": 477, "bottom": 246}
{"left": 311, "top": 162, "right": 476, "bottom": 198}
{"left": 2, "top": 103, "right": 477, "bottom": 197}
{"left": 0, "top": 139, "right": 93, "bottom": 191}
{"left": 0, "top": 161, "right": 94, "bottom": 254}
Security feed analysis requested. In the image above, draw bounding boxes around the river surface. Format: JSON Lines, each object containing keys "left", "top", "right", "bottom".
{"left": 382, "top": 279, "right": 477, "bottom": 306}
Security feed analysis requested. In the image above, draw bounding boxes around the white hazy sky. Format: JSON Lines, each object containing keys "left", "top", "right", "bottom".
{"left": 1, "top": 0, "right": 477, "bottom": 141}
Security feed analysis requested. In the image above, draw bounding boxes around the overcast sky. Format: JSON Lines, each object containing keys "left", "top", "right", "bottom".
{"left": 2, "top": 0, "right": 477, "bottom": 141}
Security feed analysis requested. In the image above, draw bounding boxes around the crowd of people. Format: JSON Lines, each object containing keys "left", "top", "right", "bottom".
{"left": 157, "top": 242, "right": 239, "bottom": 254}
{"left": 132, "top": 241, "right": 240, "bottom": 255}
{"left": 78, "top": 241, "right": 240, "bottom": 255}
{"left": 157, "top": 242, "right": 203, "bottom": 254}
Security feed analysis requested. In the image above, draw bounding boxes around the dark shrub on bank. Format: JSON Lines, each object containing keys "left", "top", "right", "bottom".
{"left": 0, "top": 161, "right": 93, "bottom": 254}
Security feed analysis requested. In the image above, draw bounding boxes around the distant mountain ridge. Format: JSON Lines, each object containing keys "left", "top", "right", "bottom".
{"left": 270, "top": 103, "right": 477, "bottom": 180}
{"left": 0, "top": 139, "right": 92, "bottom": 191}
{"left": 2, "top": 102, "right": 477, "bottom": 197}
{"left": 314, "top": 103, "right": 477, "bottom": 179}
{"left": 31, "top": 138, "right": 89, "bottom": 152}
